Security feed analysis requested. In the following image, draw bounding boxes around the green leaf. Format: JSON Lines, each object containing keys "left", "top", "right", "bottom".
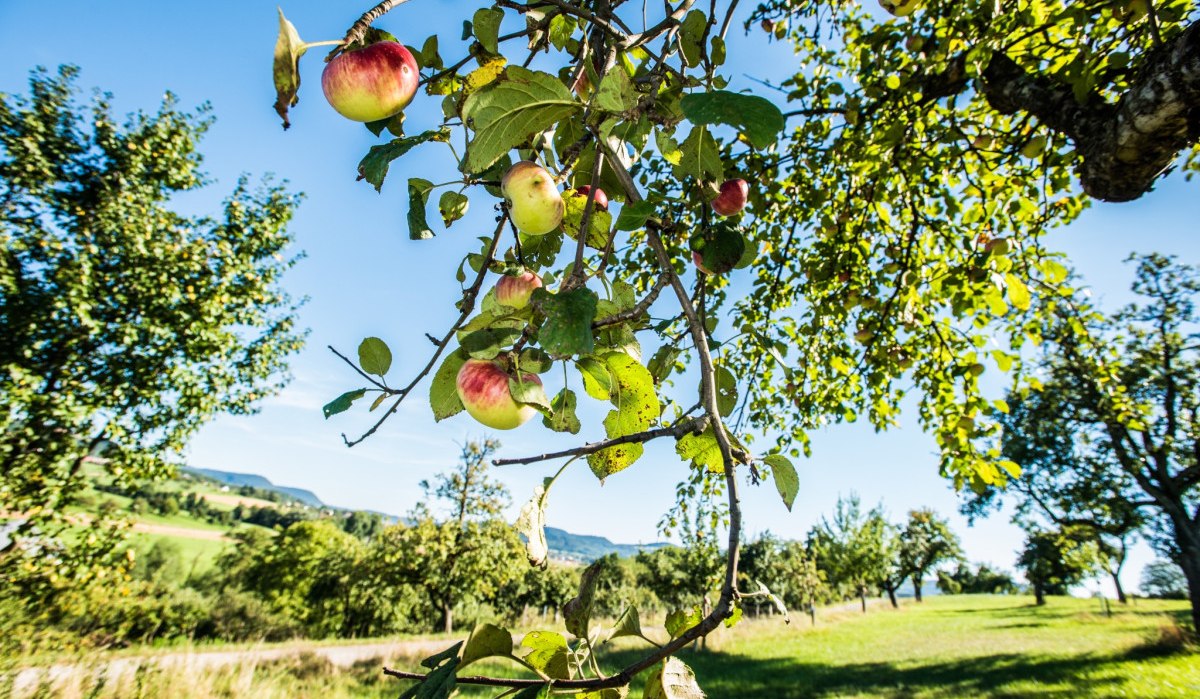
{"left": 548, "top": 14, "right": 576, "bottom": 51}
{"left": 576, "top": 357, "right": 614, "bottom": 401}
{"left": 563, "top": 561, "right": 602, "bottom": 639}
{"left": 399, "top": 642, "right": 461, "bottom": 699}
{"left": 358, "top": 337, "right": 392, "bottom": 376}
{"left": 676, "top": 426, "right": 724, "bottom": 473}
{"left": 710, "top": 36, "right": 726, "bottom": 66}
{"left": 543, "top": 388, "right": 581, "bottom": 434}
{"left": 762, "top": 454, "right": 798, "bottom": 511}
{"left": 533, "top": 287, "right": 598, "bottom": 358}
{"left": 461, "top": 67, "right": 582, "bottom": 173}
{"left": 359, "top": 129, "right": 449, "bottom": 192}
{"left": 472, "top": 7, "right": 504, "bottom": 55}
{"left": 460, "top": 623, "right": 513, "bottom": 668}
{"left": 644, "top": 657, "right": 705, "bottom": 699}
{"left": 510, "top": 684, "right": 553, "bottom": 699}
{"left": 458, "top": 318, "right": 526, "bottom": 359}
{"left": 678, "top": 10, "right": 707, "bottom": 67}
{"left": 408, "top": 178, "right": 436, "bottom": 240}
{"left": 438, "top": 191, "right": 469, "bottom": 227}
{"left": 647, "top": 345, "right": 681, "bottom": 383}
{"left": 515, "top": 479, "right": 552, "bottom": 566}
{"left": 664, "top": 608, "right": 698, "bottom": 639}
{"left": 430, "top": 349, "right": 468, "bottom": 421}
{"left": 562, "top": 191, "right": 613, "bottom": 248}
{"left": 272, "top": 8, "right": 308, "bottom": 129}
{"left": 672, "top": 126, "right": 723, "bottom": 188}
{"left": 713, "top": 365, "right": 737, "bottom": 417}
{"left": 595, "top": 68, "right": 637, "bottom": 113}
{"left": 690, "top": 220, "right": 745, "bottom": 275}
{"left": 509, "top": 375, "right": 551, "bottom": 411}
{"left": 607, "top": 606, "right": 643, "bottom": 642}
{"left": 615, "top": 200, "right": 655, "bottom": 231}
{"left": 679, "top": 90, "right": 785, "bottom": 150}
{"left": 588, "top": 353, "right": 660, "bottom": 479}
{"left": 655, "top": 129, "right": 683, "bottom": 166}
{"left": 1005, "top": 273, "right": 1031, "bottom": 311}
{"left": 322, "top": 389, "right": 366, "bottom": 419}
{"left": 754, "top": 579, "right": 789, "bottom": 621}
{"left": 520, "top": 631, "right": 571, "bottom": 680}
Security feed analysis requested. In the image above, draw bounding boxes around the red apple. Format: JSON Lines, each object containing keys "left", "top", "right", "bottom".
{"left": 711, "top": 179, "right": 749, "bottom": 217}
{"left": 494, "top": 270, "right": 543, "bottom": 309}
{"left": 456, "top": 359, "right": 541, "bottom": 430}
{"left": 692, "top": 251, "right": 716, "bottom": 275}
{"left": 576, "top": 186, "right": 609, "bottom": 211}
{"left": 322, "top": 41, "right": 419, "bottom": 122}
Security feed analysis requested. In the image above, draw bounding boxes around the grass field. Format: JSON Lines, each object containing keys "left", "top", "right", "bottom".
{"left": 11, "top": 595, "right": 1194, "bottom": 699}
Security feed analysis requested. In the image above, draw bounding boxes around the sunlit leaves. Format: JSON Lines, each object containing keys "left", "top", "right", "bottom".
{"left": 543, "top": 388, "right": 581, "bottom": 434}
{"left": 460, "top": 623, "right": 513, "bottom": 667}
{"left": 472, "top": 7, "right": 504, "bottom": 55}
{"left": 515, "top": 479, "right": 552, "bottom": 566}
{"left": 534, "top": 287, "right": 598, "bottom": 357}
{"left": 272, "top": 8, "right": 307, "bottom": 129}
{"left": 563, "top": 561, "right": 601, "bottom": 639}
{"left": 461, "top": 67, "right": 581, "bottom": 173}
{"left": 762, "top": 454, "right": 799, "bottom": 511}
{"left": 430, "top": 349, "right": 468, "bottom": 421}
{"left": 680, "top": 91, "right": 785, "bottom": 149}
{"left": 439, "top": 191, "right": 469, "bottom": 227}
{"left": 359, "top": 129, "right": 450, "bottom": 192}
{"left": 644, "top": 658, "right": 705, "bottom": 699}
{"left": 398, "top": 642, "right": 462, "bottom": 699}
{"left": 520, "top": 631, "right": 571, "bottom": 679}
{"left": 672, "top": 126, "right": 723, "bottom": 191}
{"left": 675, "top": 426, "right": 723, "bottom": 473}
{"left": 678, "top": 10, "right": 707, "bottom": 68}
{"left": 587, "top": 353, "right": 660, "bottom": 479}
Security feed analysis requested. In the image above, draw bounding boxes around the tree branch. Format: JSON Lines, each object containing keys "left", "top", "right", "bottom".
{"left": 591, "top": 273, "right": 669, "bottom": 328}
{"left": 493, "top": 416, "right": 707, "bottom": 466}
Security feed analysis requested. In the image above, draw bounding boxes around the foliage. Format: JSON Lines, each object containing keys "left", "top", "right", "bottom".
{"left": 0, "top": 66, "right": 304, "bottom": 588}
{"left": 808, "top": 494, "right": 894, "bottom": 608}
{"left": 897, "top": 508, "right": 963, "bottom": 602}
{"left": 1142, "top": 560, "right": 1189, "bottom": 600}
{"left": 936, "top": 562, "right": 1019, "bottom": 596}
{"left": 1016, "top": 528, "right": 1101, "bottom": 604}
{"left": 269, "top": 0, "right": 1200, "bottom": 691}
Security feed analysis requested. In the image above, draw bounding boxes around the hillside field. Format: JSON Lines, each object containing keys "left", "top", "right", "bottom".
{"left": 10, "top": 595, "right": 1194, "bottom": 698}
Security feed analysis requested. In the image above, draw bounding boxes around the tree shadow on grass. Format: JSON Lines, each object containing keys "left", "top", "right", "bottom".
{"left": 604, "top": 646, "right": 1158, "bottom": 699}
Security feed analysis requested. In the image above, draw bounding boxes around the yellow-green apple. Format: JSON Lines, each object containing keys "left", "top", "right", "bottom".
{"left": 456, "top": 359, "right": 541, "bottom": 430}
{"left": 322, "top": 41, "right": 419, "bottom": 122}
{"left": 878, "top": 0, "right": 922, "bottom": 16}
{"left": 494, "top": 270, "right": 543, "bottom": 309}
{"left": 710, "top": 179, "right": 749, "bottom": 216}
{"left": 502, "top": 162, "right": 564, "bottom": 235}
{"left": 985, "top": 237, "right": 1013, "bottom": 256}
{"left": 575, "top": 185, "right": 609, "bottom": 211}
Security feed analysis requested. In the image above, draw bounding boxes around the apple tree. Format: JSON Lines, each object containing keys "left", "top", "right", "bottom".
{"left": 1, "top": 66, "right": 304, "bottom": 594}
{"left": 271, "top": 0, "right": 1200, "bottom": 693}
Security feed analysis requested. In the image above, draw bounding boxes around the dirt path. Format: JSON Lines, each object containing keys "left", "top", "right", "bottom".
{"left": 129, "top": 521, "right": 231, "bottom": 541}
{"left": 9, "top": 637, "right": 448, "bottom": 698}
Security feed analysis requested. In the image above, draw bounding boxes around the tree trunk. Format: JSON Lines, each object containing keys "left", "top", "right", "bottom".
{"left": 1178, "top": 543, "right": 1200, "bottom": 634}
{"left": 441, "top": 602, "right": 453, "bottom": 635}
{"left": 1109, "top": 569, "right": 1127, "bottom": 605}
{"left": 914, "top": 576, "right": 924, "bottom": 602}
{"left": 860, "top": 587, "right": 867, "bottom": 613}
{"left": 1034, "top": 583, "right": 1045, "bottom": 606}
{"left": 885, "top": 584, "right": 898, "bottom": 608}
{"left": 808, "top": 604, "right": 816, "bottom": 626}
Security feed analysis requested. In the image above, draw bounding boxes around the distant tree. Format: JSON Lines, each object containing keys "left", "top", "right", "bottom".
{"left": 0, "top": 66, "right": 304, "bottom": 581}
{"left": 739, "top": 532, "right": 789, "bottom": 617}
{"left": 972, "top": 255, "right": 1200, "bottom": 629}
{"left": 376, "top": 440, "right": 522, "bottom": 633}
{"left": 1141, "top": 560, "right": 1188, "bottom": 600}
{"left": 898, "top": 509, "right": 964, "bottom": 602}
{"left": 936, "top": 562, "right": 1019, "bottom": 595}
{"left": 775, "top": 541, "right": 829, "bottom": 625}
{"left": 342, "top": 510, "right": 385, "bottom": 540}
{"left": 809, "top": 494, "right": 893, "bottom": 613}
{"left": 1016, "top": 528, "right": 1101, "bottom": 605}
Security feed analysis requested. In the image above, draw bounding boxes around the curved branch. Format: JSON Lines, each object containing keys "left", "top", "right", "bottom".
{"left": 493, "top": 416, "right": 707, "bottom": 466}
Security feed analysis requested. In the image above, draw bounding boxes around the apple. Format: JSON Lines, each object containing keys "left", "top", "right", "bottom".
{"left": 575, "top": 185, "right": 609, "bottom": 211}
{"left": 878, "top": 0, "right": 923, "bottom": 16}
{"left": 502, "top": 162, "right": 564, "bottom": 235}
{"left": 322, "top": 41, "right": 419, "bottom": 122}
{"left": 494, "top": 270, "right": 543, "bottom": 309}
{"left": 456, "top": 359, "right": 541, "bottom": 430}
{"left": 711, "top": 179, "right": 749, "bottom": 217}
{"left": 692, "top": 251, "right": 716, "bottom": 275}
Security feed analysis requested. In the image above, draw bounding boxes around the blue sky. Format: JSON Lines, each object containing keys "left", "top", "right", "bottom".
{"left": 2, "top": 1, "right": 1197, "bottom": 593}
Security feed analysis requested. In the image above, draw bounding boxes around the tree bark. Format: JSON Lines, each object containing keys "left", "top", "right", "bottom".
{"left": 441, "top": 601, "right": 453, "bottom": 635}
{"left": 885, "top": 583, "right": 898, "bottom": 608}
{"left": 1110, "top": 569, "right": 1128, "bottom": 605}
{"left": 1175, "top": 534, "right": 1200, "bottom": 634}
{"left": 979, "top": 22, "right": 1200, "bottom": 202}
{"left": 860, "top": 587, "right": 867, "bottom": 613}
{"left": 914, "top": 576, "right": 924, "bottom": 603}
{"left": 1034, "top": 583, "right": 1046, "bottom": 606}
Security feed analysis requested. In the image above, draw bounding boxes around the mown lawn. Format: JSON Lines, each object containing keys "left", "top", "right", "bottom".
{"left": 452, "top": 595, "right": 1197, "bottom": 699}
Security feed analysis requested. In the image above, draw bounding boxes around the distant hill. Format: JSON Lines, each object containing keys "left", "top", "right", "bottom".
{"left": 545, "top": 526, "right": 669, "bottom": 562}
{"left": 181, "top": 467, "right": 324, "bottom": 508}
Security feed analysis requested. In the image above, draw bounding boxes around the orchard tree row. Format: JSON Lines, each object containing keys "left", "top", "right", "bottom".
{"left": 273, "top": 0, "right": 1200, "bottom": 693}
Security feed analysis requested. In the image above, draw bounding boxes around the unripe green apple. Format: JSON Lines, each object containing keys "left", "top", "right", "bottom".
{"left": 456, "top": 359, "right": 541, "bottom": 430}
{"left": 502, "top": 162, "right": 564, "bottom": 236}
{"left": 322, "top": 41, "right": 419, "bottom": 122}
{"left": 878, "top": 0, "right": 923, "bottom": 16}
{"left": 985, "top": 237, "right": 1013, "bottom": 256}
{"left": 711, "top": 179, "right": 749, "bottom": 217}
{"left": 969, "top": 363, "right": 985, "bottom": 377}
{"left": 494, "top": 270, "right": 543, "bottom": 309}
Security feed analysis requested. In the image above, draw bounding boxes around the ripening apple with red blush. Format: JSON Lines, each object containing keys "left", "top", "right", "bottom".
{"left": 710, "top": 179, "right": 749, "bottom": 217}
{"left": 456, "top": 359, "right": 541, "bottom": 430}
{"left": 322, "top": 41, "right": 419, "bottom": 122}
{"left": 494, "top": 270, "right": 543, "bottom": 309}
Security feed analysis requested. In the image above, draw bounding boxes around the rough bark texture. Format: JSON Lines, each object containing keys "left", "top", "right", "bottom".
{"left": 981, "top": 22, "right": 1200, "bottom": 202}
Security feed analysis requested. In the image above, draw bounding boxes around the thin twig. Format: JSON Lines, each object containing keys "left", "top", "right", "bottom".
{"left": 328, "top": 345, "right": 390, "bottom": 391}
{"left": 494, "top": 417, "right": 707, "bottom": 466}
{"left": 592, "top": 273, "right": 669, "bottom": 328}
